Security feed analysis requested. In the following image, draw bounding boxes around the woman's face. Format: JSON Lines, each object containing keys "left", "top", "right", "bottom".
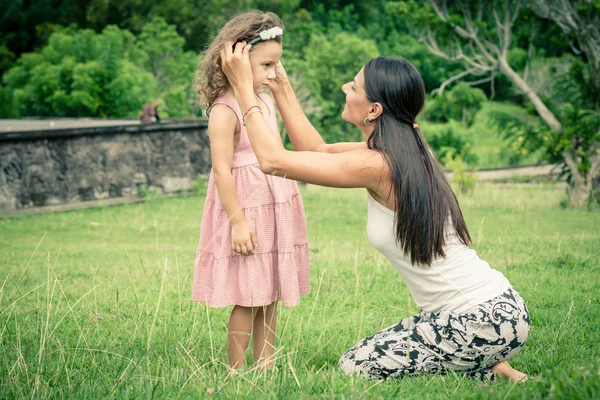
{"left": 249, "top": 41, "right": 282, "bottom": 94}
{"left": 341, "top": 68, "right": 372, "bottom": 132}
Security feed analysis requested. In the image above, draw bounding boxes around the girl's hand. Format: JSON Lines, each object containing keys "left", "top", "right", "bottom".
{"left": 221, "top": 41, "right": 254, "bottom": 97}
{"left": 265, "top": 62, "right": 290, "bottom": 94}
{"left": 231, "top": 220, "right": 258, "bottom": 255}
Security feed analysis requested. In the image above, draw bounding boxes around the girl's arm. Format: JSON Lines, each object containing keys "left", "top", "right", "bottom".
{"left": 222, "top": 44, "right": 386, "bottom": 191}
{"left": 208, "top": 105, "right": 257, "bottom": 254}
{"left": 269, "top": 63, "right": 367, "bottom": 154}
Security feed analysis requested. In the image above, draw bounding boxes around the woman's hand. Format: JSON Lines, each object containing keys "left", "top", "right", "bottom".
{"left": 265, "top": 62, "right": 290, "bottom": 94}
{"left": 231, "top": 220, "right": 258, "bottom": 255}
{"left": 220, "top": 41, "right": 254, "bottom": 98}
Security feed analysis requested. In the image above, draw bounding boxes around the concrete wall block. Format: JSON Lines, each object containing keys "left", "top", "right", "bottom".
{"left": 0, "top": 120, "right": 210, "bottom": 211}
{"left": 161, "top": 176, "right": 192, "bottom": 193}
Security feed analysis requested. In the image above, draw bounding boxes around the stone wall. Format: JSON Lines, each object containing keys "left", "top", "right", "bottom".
{"left": 0, "top": 120, "right": 210, "bottom": 211}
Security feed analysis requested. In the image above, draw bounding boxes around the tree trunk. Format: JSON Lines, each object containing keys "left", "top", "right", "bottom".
{"left": 593, "top": 175, "right": 600, "bottom": 204}
{"left": 567, "top": 167, "right": 592, "bottom": 207}
{"left": 497, "top": 57, "right": 599, "bottom": 207}
{"left": 528, "top": 0, "right": 600, "bottom": 206}
{"left": 563, "top": 151, "right": 600, "bottom": 207}
{"left": 497, "top": 57, "right": 562, "bottom": 131}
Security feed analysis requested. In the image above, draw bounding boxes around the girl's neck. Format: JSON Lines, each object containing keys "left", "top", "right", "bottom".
{"left": 225, "top": 87, "right": 261, "bottom": 99}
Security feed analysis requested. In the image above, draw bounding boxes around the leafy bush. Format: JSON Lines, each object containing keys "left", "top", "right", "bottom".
{"left": 137, "top": 184, "right": 162, "bottom": 199}
{"left": 0, "top": 45, "right": 16, "bottom": 77}
{"left": 188, "top": 175, "right": 209, "bottom": 196}
{"left": 3, "top": 26, "right": 152, "bottom": 117}
{"left": 443, "top": 152, "right": 477, "bottom": 195}
{"left": 425, "top": 124, "right": 478, "bottom": 166}
{"left": 1, "top": 19, "right": 197, "bottom": 118}
{"left": 0, "top": 85, "right": 17, "bottom": 118}
{"left": 424, "top": 83, "right": 487, "bottom": 127}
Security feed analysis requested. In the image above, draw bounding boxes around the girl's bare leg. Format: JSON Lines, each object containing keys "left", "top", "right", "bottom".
{"left": 228, "top": 305, "right": 256, "bottom": 369}
{"left": 491, "top": 360, "right": 528, "bottom": 382}
{"left": 252, "top": 301, "right": 278, "bottom": 369}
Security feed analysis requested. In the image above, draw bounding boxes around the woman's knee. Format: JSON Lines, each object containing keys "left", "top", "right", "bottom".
{"left": 338, "top": 349, "right": 357, "bottom": 375}
{"left": 338, "top": 349, "right": 379, "bottom": 378}
{"left": 338, "top": 350, "right": 399, "bottom": 380}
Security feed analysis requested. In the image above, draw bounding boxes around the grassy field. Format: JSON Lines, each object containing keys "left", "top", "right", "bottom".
{"left": 0, "top": 183, "right": 599, "bottom": 399}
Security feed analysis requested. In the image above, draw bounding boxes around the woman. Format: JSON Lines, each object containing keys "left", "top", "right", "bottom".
{"left": 220, "top": 41, "right": 529, "bottom": 382}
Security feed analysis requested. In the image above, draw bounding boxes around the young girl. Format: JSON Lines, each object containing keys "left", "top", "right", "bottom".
{"left": 191, "top": 11, "right": 310, "bottom": 370}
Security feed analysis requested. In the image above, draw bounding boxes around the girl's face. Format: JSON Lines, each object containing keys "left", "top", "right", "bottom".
{"left": 249, "top": 41, "right": 282, "bottom": 94}
{"left": 341, "top": 68, "right": 373, "bottom": 137}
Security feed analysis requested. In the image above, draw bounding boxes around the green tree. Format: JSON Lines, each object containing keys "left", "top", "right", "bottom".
{"left": 383, "top": 33, "right": 464, "bottom": 94}
{"left": 286, "top": 31, "right": 379, "bottom": 143}
{"left": 133, "top": 17, "right": 199, "bottom": 117}
{"left": 388, "top": 0, "right": 599, "bottom": 207}
{"left": 529, "top": 0, "right": 600, "bottom": 206}
{"left": 84, "top": 0, "right": 301, "bottom": 51}
{"left": 0, "top": 0, "right": 90, "bottom": 71}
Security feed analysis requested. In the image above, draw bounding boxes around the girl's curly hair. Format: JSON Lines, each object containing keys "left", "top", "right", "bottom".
{"left": 194, "top": 11, "right": 284, "bottom": 108}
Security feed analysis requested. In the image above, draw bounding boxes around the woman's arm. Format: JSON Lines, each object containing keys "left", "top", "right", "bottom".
{"left": 208, "top": 105, "right": 257, "bottom": 254}
{"left": 221, "top": 43, "right": 387, "bottom": 191}
{"left": 262, "top": 148, "right": 386, "bottom": 189}
{"left": 270, "top": 64, "right": 367, "bottom": 154}
{"left": 270, "top": 76, "right": 324, "bottom": 152}
{"left": 320, "top": 141, "right": 368, "bottom": 153}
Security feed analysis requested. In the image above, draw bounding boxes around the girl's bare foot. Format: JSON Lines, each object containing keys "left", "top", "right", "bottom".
{"left": 491, "top": 361, "right": 528, "bottom": 382}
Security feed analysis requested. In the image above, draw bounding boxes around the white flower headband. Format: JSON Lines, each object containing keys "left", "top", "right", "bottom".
{"left": 248, "top": 27, "right": 283, "bottom": 45}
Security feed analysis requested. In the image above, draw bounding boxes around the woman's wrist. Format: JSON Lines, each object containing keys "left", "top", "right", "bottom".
{"left": 232, "top": 85, "right": 256, "bottom": 111}
{"left": 272, "top": 79, "right": 292, "bottom": 99}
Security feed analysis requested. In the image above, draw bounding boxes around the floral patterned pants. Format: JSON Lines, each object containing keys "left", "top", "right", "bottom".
{"left": 339, "top": 287, "right": 529, "bottom": 380}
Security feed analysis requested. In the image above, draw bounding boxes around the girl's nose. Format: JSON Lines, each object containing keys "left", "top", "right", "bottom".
{"left": 267, "top": 70, "right": 276, "bottom": 79}
{"left": 341, "top": 82, "right": 349, "bottom": 93}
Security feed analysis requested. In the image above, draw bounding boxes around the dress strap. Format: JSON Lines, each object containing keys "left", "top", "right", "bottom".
{"left": 257, "top": 93, "right": 275, "bottom": 121}
{"left": 209, "top": 97, "right": 243, "bottom": 125}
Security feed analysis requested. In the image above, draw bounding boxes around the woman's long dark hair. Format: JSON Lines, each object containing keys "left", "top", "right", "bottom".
{"left": 364, "top": 56, "right": 471, "bottom": 265}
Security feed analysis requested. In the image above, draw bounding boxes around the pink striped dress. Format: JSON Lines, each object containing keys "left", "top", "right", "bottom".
{"left": 191, "top": 93, "right": 310, "bottom": 308}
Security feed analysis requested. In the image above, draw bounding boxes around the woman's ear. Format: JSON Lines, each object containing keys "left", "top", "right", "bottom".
{"left": 368, "top": 102, "right": 383, "bottom": 121}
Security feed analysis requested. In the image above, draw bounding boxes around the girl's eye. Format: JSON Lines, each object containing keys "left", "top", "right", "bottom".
{"left": 351, "top": 85, "right": 356, "bottom": 91}
{"left": 264, "top": 63, "right": 271, "bottom": 68}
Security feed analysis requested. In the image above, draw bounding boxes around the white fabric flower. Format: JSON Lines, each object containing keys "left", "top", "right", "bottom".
{"left": 259, "top": 27, "right": 283, "bottom": 40}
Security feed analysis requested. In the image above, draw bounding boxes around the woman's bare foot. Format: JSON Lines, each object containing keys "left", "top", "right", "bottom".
{"left": 491, "top": 361, "right": 528, "bottom": 382}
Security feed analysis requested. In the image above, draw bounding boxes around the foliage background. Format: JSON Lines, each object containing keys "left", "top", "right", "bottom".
{"left": 0, "top": 0, "right": 583, "bottom": 170}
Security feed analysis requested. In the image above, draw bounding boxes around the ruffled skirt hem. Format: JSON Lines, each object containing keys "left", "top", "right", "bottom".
{"left": 191, "top": 243, "right": 310, "bottom": 308}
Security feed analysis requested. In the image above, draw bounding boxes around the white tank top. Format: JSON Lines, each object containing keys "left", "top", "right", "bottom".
{"left": 366, "top": 192, "right": 510, "bottom": 313}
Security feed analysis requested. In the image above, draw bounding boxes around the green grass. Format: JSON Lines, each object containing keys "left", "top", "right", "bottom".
{"left": 1, "top": 184, "right": 599, "bottom": 399}
{"left": 422, "top": 101, "right": 544, "bottom": 169}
